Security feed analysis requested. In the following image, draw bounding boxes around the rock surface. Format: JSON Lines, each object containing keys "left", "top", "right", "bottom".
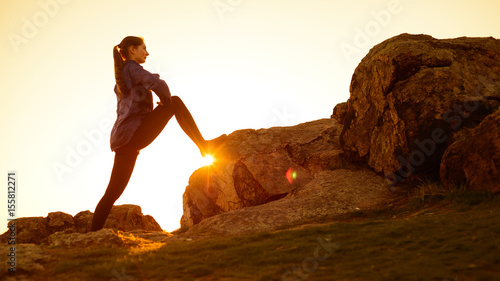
{"left": 339, "top": 33, "right": 500, "bottom": 185}
{"left": 0, "top": 244, "right": 54, "bottom": 274}
{"left": 440, "top": 108, "right": 500, "bottom": 193}
{"left": 183, "top": 169, "right": 393, "bottom": 236}
{"left": 181, "top": 119, "right": 349, "bottom": 229}
{"left": 180, "top": 118, "right": 397, "bottom": 233}
{"left": 0, "top": 204, "right": 162, "bottom": 245}
{"left": 47, "top": 228, "right": 171, "bottom": 248}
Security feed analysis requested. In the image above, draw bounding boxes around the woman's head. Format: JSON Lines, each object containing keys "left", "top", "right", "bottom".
{"left": 117, "top": 36, "right": 148, "bottom": 63}
{"left": 113, "top": 36, "right": 146, "bottom": 97}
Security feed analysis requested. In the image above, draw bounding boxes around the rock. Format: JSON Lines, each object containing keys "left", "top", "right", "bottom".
{"left": 102, "top": 204, "right": 162, "bottom": 232}
{"left": 181, "top": 119, "right": 344, "bottom": 228}
{"left": 47, "top": 211, "right": 75, "bottom": 233}
{"left": 0, "top": 205, "right": 162, "bottom": 245}
{"left": 0, "top": 244, "right": 54, "bottom": 275}
{"left": 143, "top": 215, "right": 162, "bottom": 232}
{"left": 4, "top": 217, "right": 49, "bottom": 245}
{"left": 48, "top": 229, "right": 171, "bottom": 248}
{"left": 340, "top": 33, "right": 500, "bottom": 184}
{"left": 183, "top": 169, "right": 393, "bottom": 236}
{"left": 440, "top": 108, "right": 500, "bottom": 193}
{"left": 74, "top": 210, "right": 93, "bottom": 233}
{"left": 48, "top": 228, "right": 124, "bottom": 248}
{"left": 332, "top": 102, "right": 348, "bottom": 124}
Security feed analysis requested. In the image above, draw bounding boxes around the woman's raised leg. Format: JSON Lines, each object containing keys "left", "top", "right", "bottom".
{"left": 126, "top": 96, "right": 213, "bottom": 155}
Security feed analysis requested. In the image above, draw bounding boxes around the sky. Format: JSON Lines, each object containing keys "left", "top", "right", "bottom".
{"left": 1, "top": 0, "right": 499, "bottom": 232}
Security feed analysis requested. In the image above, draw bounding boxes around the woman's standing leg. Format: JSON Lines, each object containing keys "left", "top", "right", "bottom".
{"left": 92, "top": 95, "right": 224, "bottom": 231}
{"left": 91, "top": 151, "right": 138, "bottom": 231}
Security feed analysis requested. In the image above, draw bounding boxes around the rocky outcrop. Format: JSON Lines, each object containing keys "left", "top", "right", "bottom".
{"left": 440, "top": 108, "right": 500, "bottom": 193}
{"left": 180, "top": 118, "right": 395, "bottom": 231}
{"left": 180, "top": 119, "right": 346, "bottom": 229}
{"left": 338, "top": 33, "right": 500, "bottom": 187}
{"left": 181, "top": 33, "right": 500, "bottom": 232}
{"left": 0, "top": 204, "right": 162, "bottom": 245}
{"left": 184, "top": 169, "right": 392, "bottom": 236}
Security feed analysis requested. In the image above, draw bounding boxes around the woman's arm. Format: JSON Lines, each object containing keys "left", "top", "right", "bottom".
{"left": 127, "top": 63, "right": 172, "bottom": 106}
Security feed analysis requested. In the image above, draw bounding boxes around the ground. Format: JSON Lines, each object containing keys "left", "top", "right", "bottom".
{"left": 4, "top": 185, "right": 499, "bottom": 281}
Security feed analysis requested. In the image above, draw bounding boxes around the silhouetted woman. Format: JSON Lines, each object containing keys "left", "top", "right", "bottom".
{"left": 91, "top": 36, "right": 225, "bottom": 231}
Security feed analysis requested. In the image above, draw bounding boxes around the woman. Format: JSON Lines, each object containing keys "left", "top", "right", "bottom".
{"left": 91, "top": 36, "right": 226, "bottom": 231}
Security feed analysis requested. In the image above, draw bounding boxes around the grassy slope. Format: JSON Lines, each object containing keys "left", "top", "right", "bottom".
{"left": 26, "top": 191, "right": 500, "bottom": 281}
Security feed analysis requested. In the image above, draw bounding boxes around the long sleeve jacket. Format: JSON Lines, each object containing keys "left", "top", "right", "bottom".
{"left": 110, "top": 60, "right": 172, "bottom": 151}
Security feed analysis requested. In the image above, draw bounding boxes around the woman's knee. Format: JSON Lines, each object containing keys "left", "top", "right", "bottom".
{"left": 170, "top": 96, "right": 185, "bottom": 111}
{"left": 171, "top": 96, "right": 184, "bottom": 107}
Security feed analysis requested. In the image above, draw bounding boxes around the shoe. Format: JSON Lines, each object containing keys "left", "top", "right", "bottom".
{"left": 201, "top": 134, "right": 228, "bottom": 157}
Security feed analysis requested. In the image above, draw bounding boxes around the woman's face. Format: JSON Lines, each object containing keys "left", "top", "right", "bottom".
{"left": 129, "top": 43, "right": 149, "bottom": 64}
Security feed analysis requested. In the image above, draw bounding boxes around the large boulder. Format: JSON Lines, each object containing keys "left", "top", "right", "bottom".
{"left": 440, "top": 108, "right": 500, "bottom": 193}
{"left": 0, "top": 204, "right": 162, "bottom": 245}
{"left": 339, "top": 33, "right": 500, "bottom": 185}
{"left": 181, "top": 119, "right": 345, "bottom": 228}
{"left": 100, "top": 204, "right": 162, "bottom": 232}
{"left": 183, "top": 169, "right": 392, "bottom": 236}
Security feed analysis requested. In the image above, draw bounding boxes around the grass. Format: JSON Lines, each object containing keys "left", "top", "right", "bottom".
{"left": 23, "top": 185, "right": 500, "bottom": 281}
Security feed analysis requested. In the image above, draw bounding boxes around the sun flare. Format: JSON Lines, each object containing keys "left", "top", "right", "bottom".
{"left": 202, "top": 155, "right": 214, "bottom": 166}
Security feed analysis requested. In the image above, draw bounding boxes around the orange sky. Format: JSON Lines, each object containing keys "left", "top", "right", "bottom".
{"left": 1, "top": 0, "right": 499, "bottom": 231}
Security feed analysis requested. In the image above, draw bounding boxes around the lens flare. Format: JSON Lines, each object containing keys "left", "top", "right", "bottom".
{"left": 202, "top": 155, "right": 214, "bottom": 166}
{"left": 286, "top": 167, "right": 297, "bottom": 184}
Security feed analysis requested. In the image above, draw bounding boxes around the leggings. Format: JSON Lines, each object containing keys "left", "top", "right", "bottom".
{"left": 91, "top": 96, "right": 205, "bottom": 231}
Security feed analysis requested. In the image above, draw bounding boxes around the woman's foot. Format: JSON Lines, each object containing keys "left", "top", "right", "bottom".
{"left": 201, "top": 134, "right": 228, "bottom": 157}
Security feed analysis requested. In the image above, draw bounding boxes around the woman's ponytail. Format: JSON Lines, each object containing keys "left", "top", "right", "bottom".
{"left": 113, "top": 45, "right": 127, "bottom": 98}
{"left": 113, "top": 36, "right": 145, "bottom": 98}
